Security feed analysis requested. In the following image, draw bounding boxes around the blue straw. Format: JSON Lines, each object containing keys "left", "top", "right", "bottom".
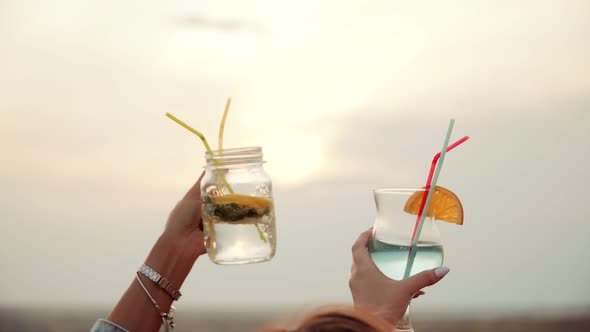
{"left": 403, "top": 119, "right": 455, "bottom": 279}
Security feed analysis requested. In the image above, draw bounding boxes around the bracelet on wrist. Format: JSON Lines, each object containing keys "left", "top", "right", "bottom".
{"left": 135, "top": 272, "right": 176, "bottom": 332}
{"left": 138, "top": 263, "right": 182, "bottom": 301}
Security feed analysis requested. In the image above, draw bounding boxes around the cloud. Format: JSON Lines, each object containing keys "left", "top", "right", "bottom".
{"left": 174, "top": 15, "right": 268, "bottom": 35}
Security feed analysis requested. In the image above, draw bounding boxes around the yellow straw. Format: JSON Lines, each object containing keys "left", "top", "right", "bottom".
{"left": 216, "top": 98, "right": 268, "bottom": 243}
{"left": 218, "top": 97, "right": 231, "bottom": 153}
{"left": 165, "top": 113, "right": 213, "bottom": 153}
{"left": 216, "top": 98, "right": 231, "bottom": 190}
{"left": 165, "top": 110, "right": 268, "bottom": 243}
{"left": 165, "top": 112, "right": 234, "bottom": 193}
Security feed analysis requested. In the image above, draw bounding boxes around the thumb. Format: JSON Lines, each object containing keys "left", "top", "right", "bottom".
{"left": 402, "top": 266, "right": 450, "bottom": 294}
{"left": 183, "top": 171, "right": 206, "bottom": 201}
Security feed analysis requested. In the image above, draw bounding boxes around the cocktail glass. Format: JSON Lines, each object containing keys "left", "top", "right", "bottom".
{"left": 369, "top": 188, "right": 444, "bottom": 332}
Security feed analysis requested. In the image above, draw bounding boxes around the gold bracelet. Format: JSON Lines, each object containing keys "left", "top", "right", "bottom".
{"left": 135, "top": 272, "right": 176, "bottom": 332}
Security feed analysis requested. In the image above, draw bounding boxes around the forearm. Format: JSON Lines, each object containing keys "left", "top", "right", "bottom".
{"left": 107, "top": 232, "right": 200, "bottom": 332}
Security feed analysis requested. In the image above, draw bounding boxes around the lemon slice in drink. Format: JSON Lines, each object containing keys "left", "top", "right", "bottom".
{"left": 211, "top": 194, "right": 273, "bottom": 209}
{"left": 403, "top": 186, "right": 463, "bottom": 225}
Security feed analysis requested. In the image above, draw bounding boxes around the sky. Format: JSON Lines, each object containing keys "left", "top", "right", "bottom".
{"left": 1, "top": 0, "right": 589, "bottom": 317}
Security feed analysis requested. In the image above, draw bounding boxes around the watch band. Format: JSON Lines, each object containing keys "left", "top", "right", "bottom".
{"left": 138, "top": 263, "right": 182, "bottom": 301}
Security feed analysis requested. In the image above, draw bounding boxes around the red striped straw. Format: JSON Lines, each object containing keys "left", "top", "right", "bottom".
{"left": 410, "top": 135, "right": 470, "bottom": 241}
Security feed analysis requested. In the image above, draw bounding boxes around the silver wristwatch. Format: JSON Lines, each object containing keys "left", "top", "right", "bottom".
{"left": 138, "top": 263, "right": 182, "bottom": 301}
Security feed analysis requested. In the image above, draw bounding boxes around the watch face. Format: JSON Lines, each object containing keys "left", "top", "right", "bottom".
{"left": 140, "top": 264, "right": 160, "bottom": 281}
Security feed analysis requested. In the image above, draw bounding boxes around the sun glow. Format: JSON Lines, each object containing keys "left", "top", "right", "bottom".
{"left": 262, "top": 133, "right": 326, "bottom": 187}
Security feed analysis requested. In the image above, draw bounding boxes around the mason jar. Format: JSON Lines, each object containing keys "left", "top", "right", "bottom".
{"left": 200, "top": 146, "right": 276, "bottom": 265}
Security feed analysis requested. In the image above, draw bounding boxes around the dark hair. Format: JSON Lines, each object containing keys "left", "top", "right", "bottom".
{"left": 261, "top": 306, "right": 392, "bottom": 332}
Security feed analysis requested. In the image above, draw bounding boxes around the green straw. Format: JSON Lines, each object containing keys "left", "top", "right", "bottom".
{"left": 403, "top": 119, "right": 455, "bottom": 279}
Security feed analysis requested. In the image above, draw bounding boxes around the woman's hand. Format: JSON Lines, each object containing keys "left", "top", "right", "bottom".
{"left": 106, "top": 172, "right": 207, "bottom": 332}
{"left": 162, "top": 171, "right": 207, "bottom": 259}
{"left": 348, "top": 228, "right": 450, "bottom": 325}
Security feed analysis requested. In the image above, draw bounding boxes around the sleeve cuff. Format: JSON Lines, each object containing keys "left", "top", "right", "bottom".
{"left": 90, "top": 318, "right": 130, "bottom": 332}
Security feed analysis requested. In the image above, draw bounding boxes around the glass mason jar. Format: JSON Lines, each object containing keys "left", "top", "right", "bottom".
{"left": 200, "top": 146, "right": 276, "bottom": 265}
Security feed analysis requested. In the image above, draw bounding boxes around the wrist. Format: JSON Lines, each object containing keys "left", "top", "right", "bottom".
{"left": 353, "top": 303, "right": 397, "bottom": 326}
{"left": 144, "top": 232, "right": 200, "bottom": 289}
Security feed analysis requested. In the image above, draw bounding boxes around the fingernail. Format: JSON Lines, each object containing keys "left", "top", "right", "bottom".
{"left": 434, "top": 266, "right": 450, "bottom": 278}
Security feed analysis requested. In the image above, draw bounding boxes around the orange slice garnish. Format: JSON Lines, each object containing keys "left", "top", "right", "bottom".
{"left": 211, "top": 194, "right": 273, "bottom": 209}
{"left": 403, "top": 186, "right": 463, "bottom": 225}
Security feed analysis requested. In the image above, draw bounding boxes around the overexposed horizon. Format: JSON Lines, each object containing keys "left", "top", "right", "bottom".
{"left": 1, "top": 0, "right": 589, "bottom": 315}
